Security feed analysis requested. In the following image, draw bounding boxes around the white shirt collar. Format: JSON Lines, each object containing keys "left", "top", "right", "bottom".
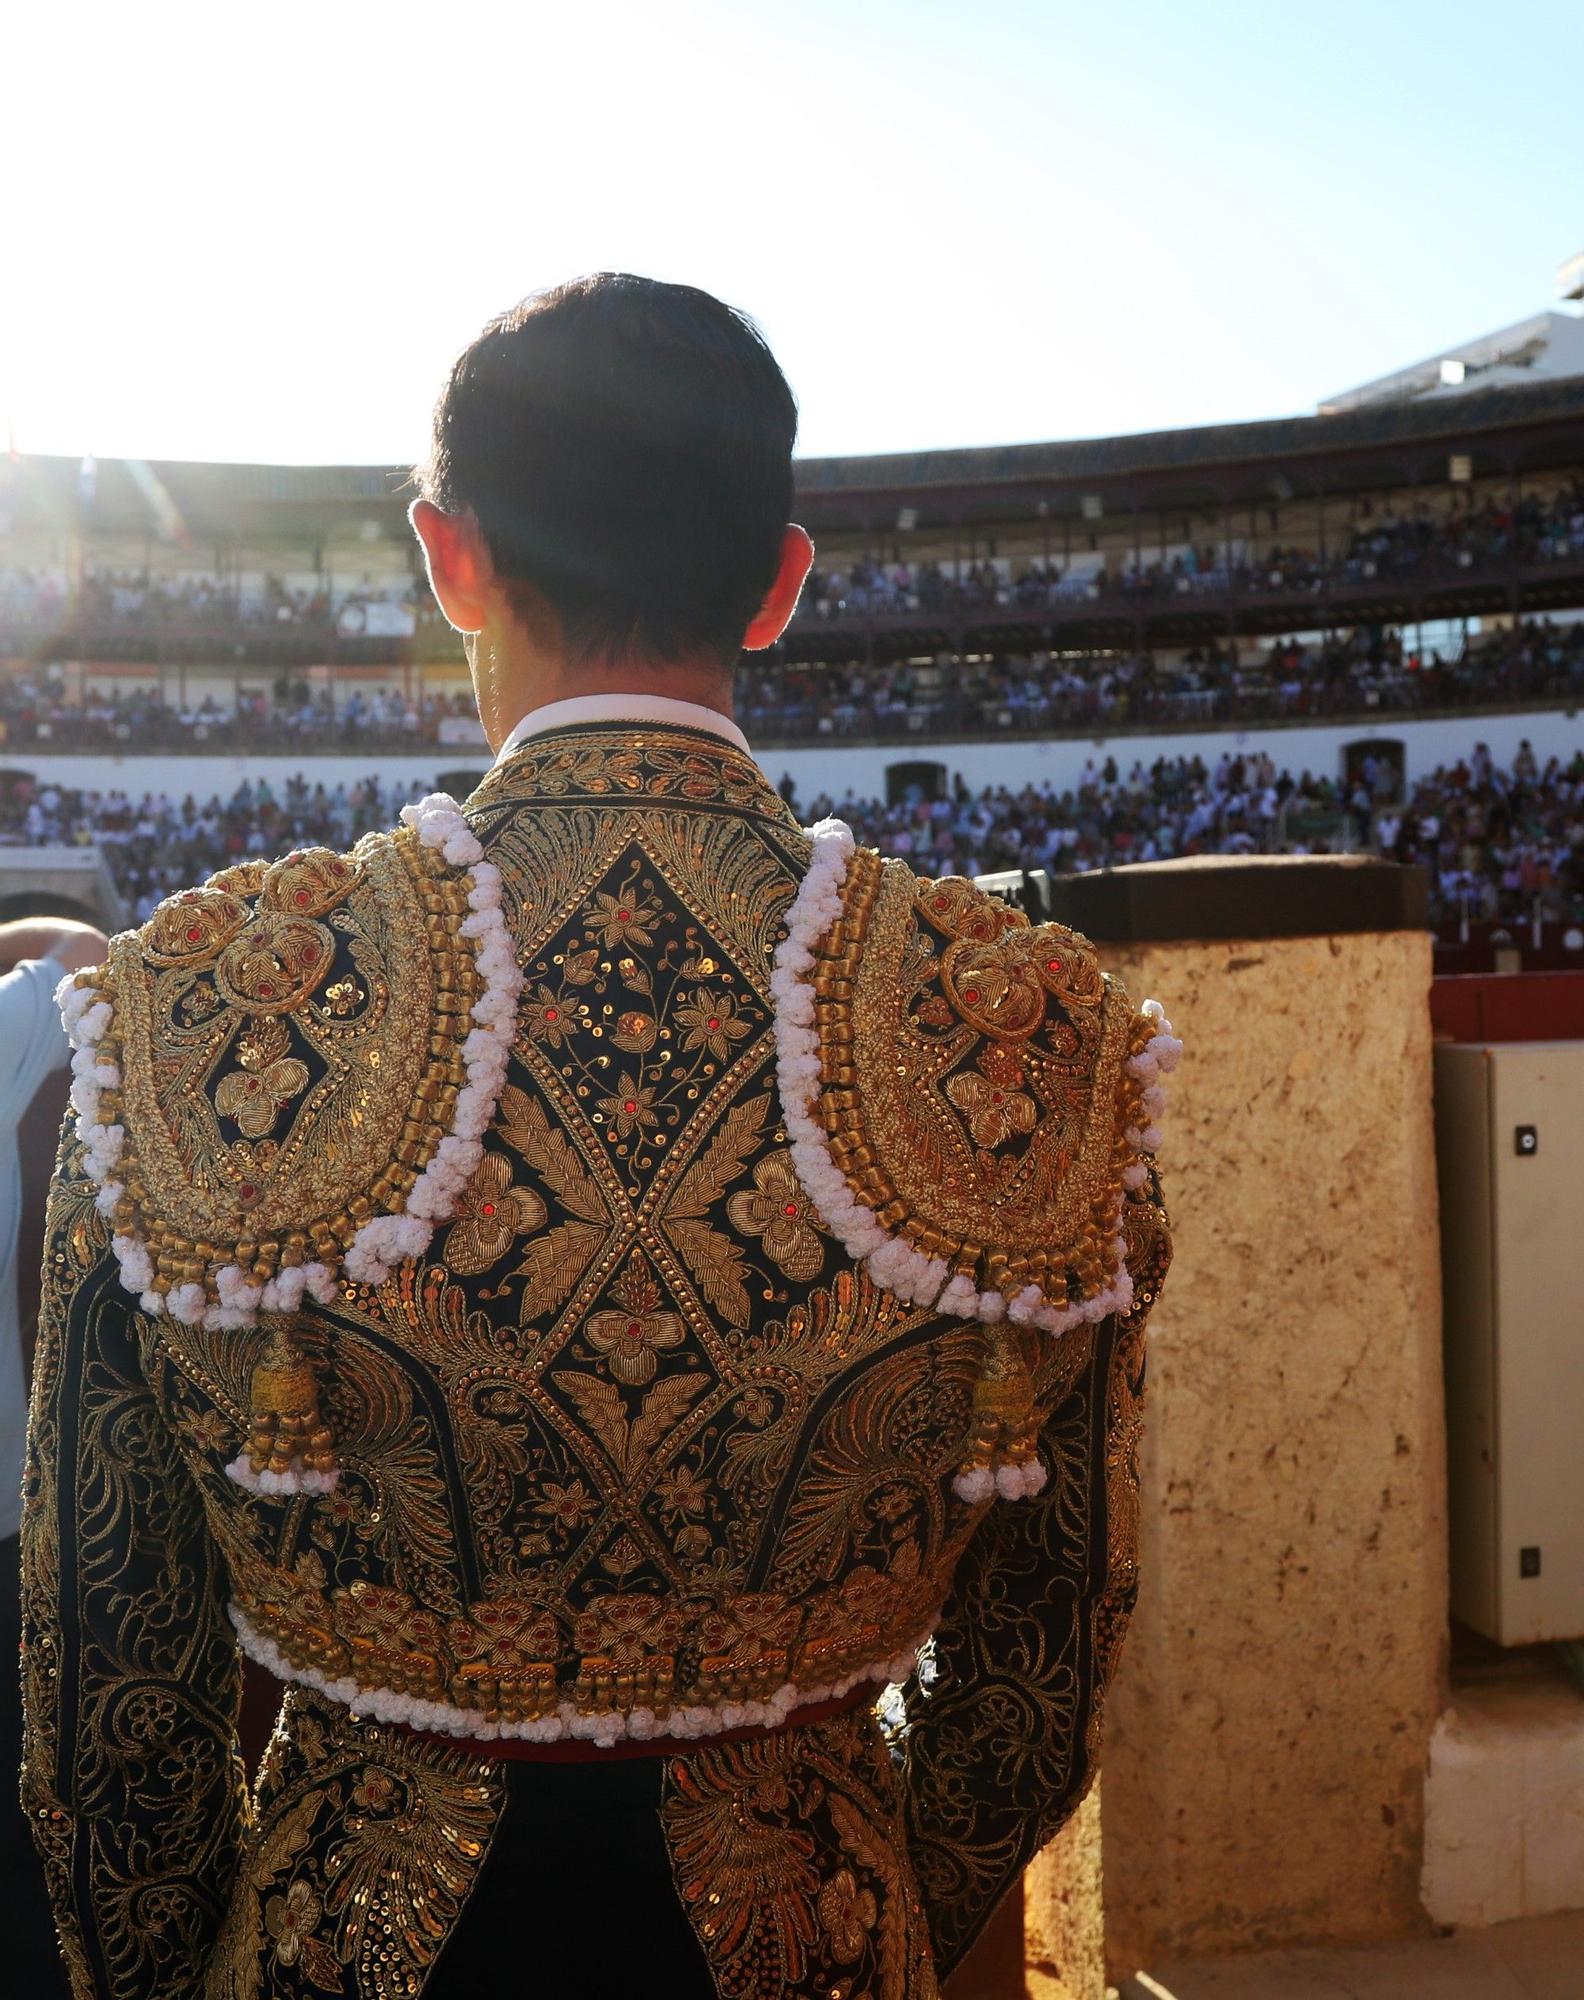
{"left": 494, "top": 692, "right": 751, "bottom": 766}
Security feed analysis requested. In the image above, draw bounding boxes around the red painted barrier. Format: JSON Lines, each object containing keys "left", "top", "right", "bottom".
{"left": 1430, "top": 970, "right": 1584, "bottom": 1042}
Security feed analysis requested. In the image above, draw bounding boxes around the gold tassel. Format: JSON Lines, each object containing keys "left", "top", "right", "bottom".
{"left": 245, "top": 1322, "right": 337, "bottom": 1480}
{"left": 957, "top": 1320, "right": 1038, "bottom": 1488}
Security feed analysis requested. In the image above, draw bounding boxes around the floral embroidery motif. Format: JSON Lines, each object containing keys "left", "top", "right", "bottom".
{"left": 590, "top": 886, "right": 662, "bottom": 950}
{"left": 612, "top": 1007, "right": 658, "bottom": 1052}
{"left": 944, "top": 1044, "right": 1038, "bottom": 1150}
{"left": 143, "top": 883, "right": 251, "bottom": 965}
{"left": 214, "top": 1017, "right": 310, "bottom": 1140}
{"left": 818, "top": 1865, "right": 878, "bottom": 1962}
{"left": 443, "top": 1151, "right": 547, "bottom": 1276}
{"left": 583, "top": 1308, "right": 686, "bottom": 1388}
{"left": 320, "top": 975, "right": 364, "bottom": 1018}
{"left": 215, "top": 912, "right": 337, "bottom": 1016}
{"left": 264, "top": 1877, "right": 325, "bottom": 1971}
{"left": 726, "top": 1152, "right": 825, "bottom": 1281}
{"left": 534, "top": 1478, "right": 599, "bottom": 1531}
{"left": 350, "top": 1767, "right": 397, "bottom": 1812}
{"left": 675, "top": 984, "right": 754, "bottom": 1063}
{"left": 654, "top": 1461, "right": 712, "bottom": 1521}
{"left": 584, "top": 1257, "right": 688, "bottom": 1389}
{"left": 521, "top": 981, "right": 579, "bottom": 1047}
{"left": 583, "top": 1251, "right": 691, "bottom": 1386}
{"left": 596, "top": 1074, "right": 660, "bottom": 1140}
{"left": 452, "top": 1599, "right": 563, "bottom": 1673}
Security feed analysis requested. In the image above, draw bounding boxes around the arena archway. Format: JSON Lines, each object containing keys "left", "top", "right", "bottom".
{"left": 885, "top": 758, "right": 947, "bottom": 805}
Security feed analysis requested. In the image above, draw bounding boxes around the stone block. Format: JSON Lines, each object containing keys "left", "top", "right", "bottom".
{"left": 1085, "top": 860, "right": 1446, "bottom": 1962}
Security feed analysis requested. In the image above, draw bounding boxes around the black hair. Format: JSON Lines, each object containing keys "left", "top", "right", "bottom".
{"left": 419, "top": 273, "right": 798, "bottom": 666}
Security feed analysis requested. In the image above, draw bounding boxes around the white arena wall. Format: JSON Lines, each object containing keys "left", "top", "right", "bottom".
{"left": 5, "top": 706, "right": 1582, "bottom": 807}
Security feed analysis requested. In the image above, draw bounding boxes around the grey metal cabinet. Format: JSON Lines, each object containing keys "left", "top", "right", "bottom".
{"left": 1434, "top": 1041, "right": 1584, "bottom": 1645}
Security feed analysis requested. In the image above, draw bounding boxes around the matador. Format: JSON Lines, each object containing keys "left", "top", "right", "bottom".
{"left": 23, "top": 274, "right": 1175, "bottom": 1998}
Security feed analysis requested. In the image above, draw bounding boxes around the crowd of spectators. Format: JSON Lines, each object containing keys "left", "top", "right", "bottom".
{"left": 3, "top": 619, "right": 1581, "bottom": 754}
{"left": 0, "top": 566, "right": 436, "bottom": 639}
{"left": 3, "top": 743, "right": 1576, "bottom": 930}
{"left": 797, "top": 740, "right": 1581, "bottom": 925}
{"left": 0, "top": 672, "right": 480, "bottom": 753}
{"left": 743, "top": 617, "right": 1584, "bottom": 737}
{"left": 2, "top": 482, "right": 1581, "bottom": 656}
{"left": 1, "top": 774, "right": 428, "bottom": 925}
{"left": 794, "top": 482, "right": 1584, "bottom": 622}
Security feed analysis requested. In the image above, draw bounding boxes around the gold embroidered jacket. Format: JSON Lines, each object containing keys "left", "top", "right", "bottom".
{"left": 22, "top": 722, "right": 1172, "bottom": 1999}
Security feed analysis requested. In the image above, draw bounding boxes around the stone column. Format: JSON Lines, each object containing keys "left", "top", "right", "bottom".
{"left": 1045, "top": 856, "right": 1447, "bottom": 1968}
{"left": 1024, "top": 1791, "right": 1106, "bottom": 2000}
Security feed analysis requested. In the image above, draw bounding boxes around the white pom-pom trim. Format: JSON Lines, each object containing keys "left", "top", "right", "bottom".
{"left": 769, "top": 824, "right": 1170, "bottom": 1348}
{"left": 230, "top": 1602, "right": 930, "bottom": 1749}
{"left": 951, "top": 1454, "right": 1047, "bottom": 1504}
{"left": 224, "top": 1455, "right": 339, "bottom": 1498}
{"left": 57, "top": 797, "right": 523, "bottom": 1368}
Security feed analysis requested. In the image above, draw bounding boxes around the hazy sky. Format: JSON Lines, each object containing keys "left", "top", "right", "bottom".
{"left": 4, "top": 0, "right": 1581, "bottom": 468}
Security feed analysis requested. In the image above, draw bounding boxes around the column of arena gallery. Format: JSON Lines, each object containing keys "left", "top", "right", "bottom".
{"left": 1014, "top": 854, "right": 1447, "bottom": 1995}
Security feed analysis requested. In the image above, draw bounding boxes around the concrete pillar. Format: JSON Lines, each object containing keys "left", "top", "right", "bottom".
{"left": 1025, "top": 1790, "right": 1106, "bottom": 2000}
{"left": 1047, "top": 856, "right": 1448, "bottom": 1968}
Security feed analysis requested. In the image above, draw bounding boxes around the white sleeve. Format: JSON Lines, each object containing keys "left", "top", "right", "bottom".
{"left": 0, "top": 957, "right": 74, "bottom": 1120}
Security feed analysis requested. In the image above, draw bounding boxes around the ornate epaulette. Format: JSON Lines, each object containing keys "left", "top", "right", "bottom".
{"left": 58, "top": 793, "right": 522, "bottom": 1492}
{"left": 771, "top": 820, "right": 1179, "bottom": 1494}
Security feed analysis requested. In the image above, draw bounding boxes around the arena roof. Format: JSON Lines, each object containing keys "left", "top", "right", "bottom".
{"left": 3, "top": 375, "right": 1581, "bottom": 543}
{"left": 1318, "top": 310, "right": 1584, "bottom": 415}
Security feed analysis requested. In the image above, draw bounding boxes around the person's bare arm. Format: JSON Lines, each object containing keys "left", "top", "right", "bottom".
{"left": 0, "top": 918, "right": 109, "bottom": 977}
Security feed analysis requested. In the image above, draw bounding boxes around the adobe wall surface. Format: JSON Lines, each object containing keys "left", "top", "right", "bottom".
{"left": 1096, "top": 928, "right": 1447, "bottom": 1965}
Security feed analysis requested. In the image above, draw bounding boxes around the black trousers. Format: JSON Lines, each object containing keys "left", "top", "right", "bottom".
{"left": 1, "top": 1532, "right": 73, "bottom": 1998}
{"left": 423, "top": 1752, "right": 716, "bottom": 1997}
